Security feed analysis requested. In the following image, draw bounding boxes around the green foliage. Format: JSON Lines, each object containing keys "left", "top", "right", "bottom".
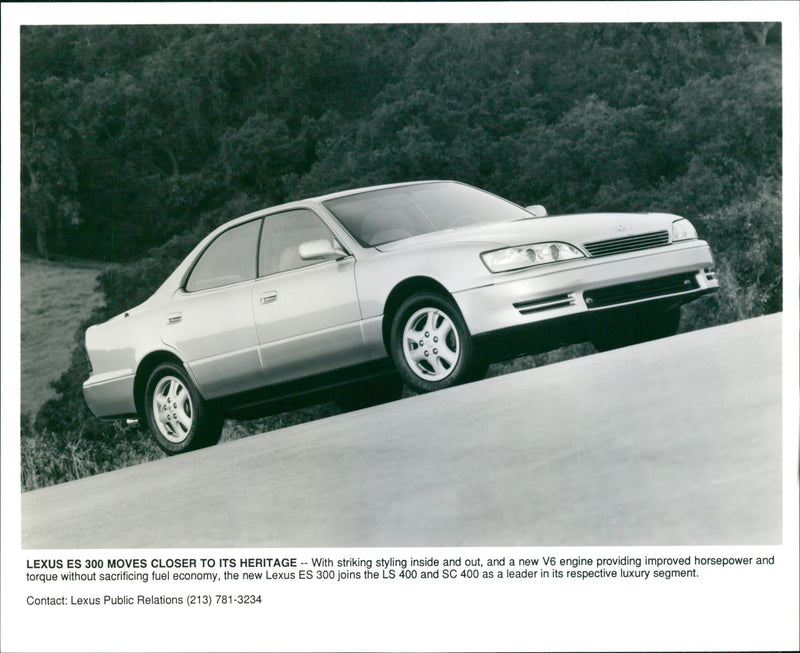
{"left": 22, "top": 23, "right": 781, "bottom": 261}
{"left": 682, "top": 176, "right": 782, "bottom": 329}
{"left": 21, "top": 414, "right": 162, "bottom": 491}
{"left": 21, "top": 23, "right": 784, "bottom": 489}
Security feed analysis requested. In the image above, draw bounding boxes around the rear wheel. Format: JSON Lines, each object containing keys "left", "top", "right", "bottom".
{"left": 143, "top": 362, "right": 223, "bottom": 454}
{"left": 389, "top": 292, "right": 478, "bottom": 393}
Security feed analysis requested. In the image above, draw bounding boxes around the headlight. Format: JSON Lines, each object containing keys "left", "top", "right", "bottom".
{"left": 672, "top": 218, "right": 698, "bottom": 242}
{"left": 481, "top": 242, "right": 584, "bottom": 273}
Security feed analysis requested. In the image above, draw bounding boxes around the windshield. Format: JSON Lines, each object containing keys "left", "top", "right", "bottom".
{"left": 322, "top": 181, "right": 531, "bottom": 247}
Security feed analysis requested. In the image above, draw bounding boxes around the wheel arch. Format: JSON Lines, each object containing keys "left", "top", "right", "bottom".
{"left": 381, "top": 276, "right": 457, "bottom": 353}
{"left": 133, "top": 350, "right": 186, "bottom": 420}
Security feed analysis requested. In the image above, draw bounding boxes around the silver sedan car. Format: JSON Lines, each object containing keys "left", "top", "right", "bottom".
{"left": 83, "top": 181, "right": 718, "bottom": 453}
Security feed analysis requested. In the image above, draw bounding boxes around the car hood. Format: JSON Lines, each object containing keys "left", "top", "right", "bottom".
{"left": 374, "top": 212, "right": 681, "bottom": 252}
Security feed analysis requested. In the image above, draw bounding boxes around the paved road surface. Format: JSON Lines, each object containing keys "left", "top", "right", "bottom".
{"left": 22, "top": 314, "right": 783, "bottom": 548}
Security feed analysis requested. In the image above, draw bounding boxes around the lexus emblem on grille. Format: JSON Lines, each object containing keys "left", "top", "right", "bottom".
{"left": 614, "top": 224, "right": 627, "bottom": 233}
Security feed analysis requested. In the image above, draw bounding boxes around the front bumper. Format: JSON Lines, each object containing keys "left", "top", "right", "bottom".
{"left": 454, "top": 241, "right": 718, "bottom": 336}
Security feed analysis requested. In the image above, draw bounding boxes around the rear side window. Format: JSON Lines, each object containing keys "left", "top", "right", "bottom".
{"left": 185, "top": 220, "right": 261, "bottom": 292}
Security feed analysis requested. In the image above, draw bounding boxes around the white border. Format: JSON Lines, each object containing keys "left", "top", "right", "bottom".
{"left": 3, "top": 3, "right": 798, "bottom": 651}
{"left": 2, "top": 1, "right": 797, "bottom": 24}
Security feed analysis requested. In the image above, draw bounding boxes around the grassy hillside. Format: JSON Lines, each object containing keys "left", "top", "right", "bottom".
{"left": 21, "top": 256, "right": 103, "bottom": 416}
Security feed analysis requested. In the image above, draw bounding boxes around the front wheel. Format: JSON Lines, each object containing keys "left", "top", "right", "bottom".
{"left": 143, "top": 362, "right": 223, "bottom": 455}
{"left": 389, "top": 292, "right": 477, "bottom": 393}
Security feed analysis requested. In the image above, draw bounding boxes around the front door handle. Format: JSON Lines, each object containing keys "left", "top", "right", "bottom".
{"left": 260, "top": 291, "right": 278, "bottom": 305}
{"left": 167, "top": 312, "right": 182, "bottom": 325}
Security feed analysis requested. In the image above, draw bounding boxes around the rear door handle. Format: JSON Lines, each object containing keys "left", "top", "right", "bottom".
{"left": 260, "top": 291, "right": 278, "bottom": 305}
{"left": 167, "top": 312, "right": 182, "bottom": 324}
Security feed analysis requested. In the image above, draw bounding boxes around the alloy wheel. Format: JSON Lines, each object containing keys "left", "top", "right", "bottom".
{"left": 401, "top": 307, "right": 460, "bottom": 381}
{"left": 152, "top": 375, "right": 194, "bottom": 443}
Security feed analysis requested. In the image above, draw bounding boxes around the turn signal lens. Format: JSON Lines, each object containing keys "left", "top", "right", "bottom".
{"left": 672, "top": 218, "right": 698, "bottom": 242}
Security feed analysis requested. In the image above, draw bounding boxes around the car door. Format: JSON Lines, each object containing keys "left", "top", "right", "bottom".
{"left": 160, "top": 218, "right": 264, "bottom": 399}
{"left": 253, "top": 208, "right": 368, "bottom": 385}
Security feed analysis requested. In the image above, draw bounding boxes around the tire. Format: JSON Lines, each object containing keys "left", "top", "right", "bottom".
{"left": 143, "top": 361, "right": 223, "bottom": 455}
{"left": 593, "top": 306, "right": 681, "bottom": 352}
{"left": 389, "top": 292, "right": 477, "bottom": 393}
{"left": 337, "top": 373, "right": 404, "bottom": 412}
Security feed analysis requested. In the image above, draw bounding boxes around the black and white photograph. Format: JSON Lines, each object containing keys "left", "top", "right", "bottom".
{"left": 2, "top": 2, "right": 798, "bottom": 651}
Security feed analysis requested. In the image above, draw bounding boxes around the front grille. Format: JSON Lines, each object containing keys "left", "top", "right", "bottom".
{"left": 584, "top": 273, "right": 699, "bottom": 309}
{"left": 583, "top": 230, "right": 669, "bottom": 257}
{"left": 513, "top": 293, "right": 575, "bottom": 315}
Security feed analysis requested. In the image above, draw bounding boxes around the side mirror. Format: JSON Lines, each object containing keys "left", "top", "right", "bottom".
{"left": 525, "top": 205, "right": 548, "bottom": 217}
{"left": 298, "top": 239, "right": 347, "bottom": 261}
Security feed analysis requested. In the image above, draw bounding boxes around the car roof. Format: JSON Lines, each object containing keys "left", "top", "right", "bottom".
{"left": 310, "top": 179, "right": 447, "bottom": 203}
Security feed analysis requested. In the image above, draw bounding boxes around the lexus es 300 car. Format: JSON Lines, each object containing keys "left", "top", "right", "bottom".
{"left": 83, "top": 180, "right": 718, "bottom": 453}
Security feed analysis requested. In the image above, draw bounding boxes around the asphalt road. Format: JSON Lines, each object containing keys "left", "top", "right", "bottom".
{"left": 22, "top": 314, "right": 783, "bottom": 548}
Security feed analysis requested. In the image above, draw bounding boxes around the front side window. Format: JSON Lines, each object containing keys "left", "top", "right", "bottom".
{"left": 258, "top": 209, "right": 337, "bottom": 277}
{"left": 185, "top": 220, "right": 261, "bottom": 292}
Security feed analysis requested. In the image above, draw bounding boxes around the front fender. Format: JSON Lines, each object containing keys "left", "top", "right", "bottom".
{"left": 354, "top": 243, "right": 494, "bottom": 319}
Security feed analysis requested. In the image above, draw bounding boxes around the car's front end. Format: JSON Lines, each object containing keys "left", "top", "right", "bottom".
{"left": 453, "top": 213, "right": 717, "bottom": 339}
